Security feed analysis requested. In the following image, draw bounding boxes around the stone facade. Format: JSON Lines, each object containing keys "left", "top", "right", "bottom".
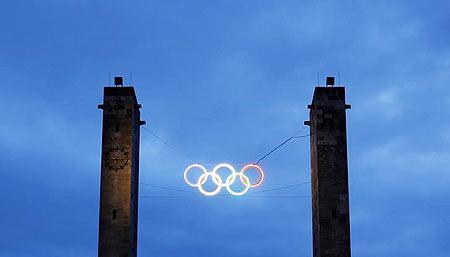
{"left": 98, "top": 87, "right": 143, "bottom": 257}
{"left": 307, "top": 87, "right": 351, "bottom": 257}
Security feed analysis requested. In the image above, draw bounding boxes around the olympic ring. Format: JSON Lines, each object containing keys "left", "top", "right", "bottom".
{"left": 197, "top": 172, "right": 223, "bottom": 196}
{"left": 184, "top": 163, "right": 265, "bottom": 196}
{"left": 212, "top": 163, "right": 237, "bottom": 187}
{"left": 225, "top": 173, "right": 250, "bottom": 196}
{"left": 184, "top": 164, "right": 207, "bottom": 187}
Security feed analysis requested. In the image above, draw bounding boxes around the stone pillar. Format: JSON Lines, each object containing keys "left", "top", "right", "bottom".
{"left": 97, "top": 86, "right": 144, "bottom": 257}
{"left": 306, "top": 85, "right": 351, "bottom": 257}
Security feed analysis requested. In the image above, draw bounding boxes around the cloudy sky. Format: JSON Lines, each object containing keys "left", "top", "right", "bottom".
{"left": 1, "top": 0, "right": 450, "bottom": 256}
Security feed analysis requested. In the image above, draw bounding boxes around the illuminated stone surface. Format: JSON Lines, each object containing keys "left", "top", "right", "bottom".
{"left": 98, "top": 87, "right": 142, "bottom": 257}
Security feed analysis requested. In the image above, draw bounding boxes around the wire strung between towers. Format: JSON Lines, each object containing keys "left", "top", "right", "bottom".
{"left": 139, "top": 180, "right": 311, "bottom": 199}
{"left": 255, "top": 126, "right": 310, "bottom": 164}
{"left": 249, "top": 181, "right": 311, "bottom": 195}
{"left": 141, "top": 126, "right": 173, "bottom": 149}
{"left": 139, "top": 195, "right": 311, "bottom": 199}
{"left": 139, "top": 182, "right": 196, "bottom": 194}
{"left": 141, "top": 126, "right": 195, "bottom": 162}
{"left": 141, "top": 125, "right": 311, "bottom": 165}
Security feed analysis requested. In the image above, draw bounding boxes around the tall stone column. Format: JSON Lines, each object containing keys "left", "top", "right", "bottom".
{"left": 97, "top": 84, "right": 144, "bottom": 257}
{"left": 306, "top": 81, "right": 352, "bottom": 257}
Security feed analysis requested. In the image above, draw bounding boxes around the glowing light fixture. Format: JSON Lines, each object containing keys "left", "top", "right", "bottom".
{"left": 240, "top": 164, "right": 264, "bottom": 188}
{"left": 184, "top": 163, "right": 265, "bottom": 196}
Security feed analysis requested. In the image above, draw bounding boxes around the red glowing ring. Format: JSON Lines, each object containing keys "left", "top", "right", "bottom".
{"left": 240, "top": 164, "right": 264, "bottom": 188}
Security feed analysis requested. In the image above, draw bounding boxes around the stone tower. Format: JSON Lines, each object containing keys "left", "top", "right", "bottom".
{"left": 97, "top": 82, "right": 144, "bottom": 257}
{"left": 306, "top": 80, "right": 351, "bottom": 257}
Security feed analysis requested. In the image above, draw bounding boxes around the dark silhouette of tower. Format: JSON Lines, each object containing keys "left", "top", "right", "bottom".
{"left": 97, "top": 82, "right": 144, "bottom": 257}
{"left": 306, "top": 79, "right": 351, "bottom": 257}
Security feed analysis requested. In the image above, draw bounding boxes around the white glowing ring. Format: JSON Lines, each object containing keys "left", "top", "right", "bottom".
{"left": 184, "top": 164, "right": 208, "bottom": 187}
{"left": 240, "top": 164, "right": 265, "bottom": 188}
{"left": 225, "top": 173, "right": 251, "bottom": 196}
{"left": 212, "top": 163, "right": 237, "bottom": 187}
{"left": 197, "top": 172, "right": 223, "bottom": 196}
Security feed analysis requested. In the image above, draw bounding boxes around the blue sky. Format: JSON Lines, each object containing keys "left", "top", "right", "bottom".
{"left": 1, "top": 0, "right": 450, "bottom": 256}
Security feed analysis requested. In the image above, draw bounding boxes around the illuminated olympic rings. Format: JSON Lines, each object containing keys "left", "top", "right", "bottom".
{"left": 184, "top": 163, "right": 265, "bottom": 196}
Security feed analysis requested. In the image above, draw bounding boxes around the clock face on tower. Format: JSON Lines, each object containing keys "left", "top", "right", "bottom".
{"left": 105, "top": 146, "right": 129, "bottom": 172}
